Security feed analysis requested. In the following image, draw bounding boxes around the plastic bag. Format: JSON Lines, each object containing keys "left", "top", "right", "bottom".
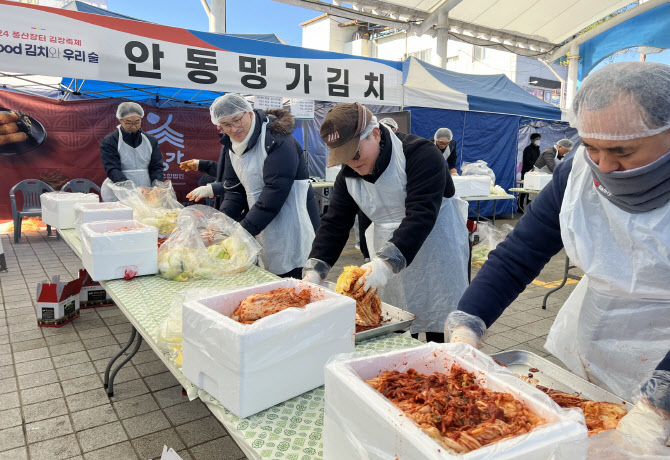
{"left": 156, "top": 288, "right": 221, "bottom": 367}
{"left": 471, "top": 222, "right": 513, "bottom": 267}
{"left": 108, "top": 180, "right": 183, "bottom": 235}
{"left": 462, "top": 159, "right": 496, "bottom": 184}
{"left": 549, "top": 429, "right": 670, "bottom": 459}
{"left": 157, "top": 205, "right": 261, "bottom": 281}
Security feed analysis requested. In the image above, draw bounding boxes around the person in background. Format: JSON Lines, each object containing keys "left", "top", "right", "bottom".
{"left": 533, "top": 138, "right": 574, "bottom": 173}
{"left": 434, "top": 128, "right": 458, "bottom": 175}
{"left": 446, "top": 61, "right": 670, "bottom": 448}
{"left": 206, "top": 94, "right": 319, "bottom": 278}
{"left": 304, "top": 103, "right": 469, "bottom": 343}
{"left": 379, "top": 117, "right": 398, "bottom": 133}
{"left": 99, "top": 102, "right": 164, "bottom": 202}
{"left": 522, "top": 133, "right": 542, "bottom": 178}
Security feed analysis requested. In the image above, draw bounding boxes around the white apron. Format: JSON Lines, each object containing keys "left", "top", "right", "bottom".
{"left": 101, "top": 127, "right": 153, "bottom": 202}
{"left": 545, "top": 147, "right": 670, "bottom": 401}
{"left": 228, "top": 122, "right": 314, "bottom": 275}
{"left": 346, "top": 131, "right": 469, "bottom": 333}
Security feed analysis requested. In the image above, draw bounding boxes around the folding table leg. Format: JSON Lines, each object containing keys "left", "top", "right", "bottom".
{"left": 107, "top": 332, "right": 142, "bottom": 397}
{"left": 542, "top": 256, "right": 570, "bottom": 310}
{"left": 104, "top": 327, "right": 139, "bottom": 395}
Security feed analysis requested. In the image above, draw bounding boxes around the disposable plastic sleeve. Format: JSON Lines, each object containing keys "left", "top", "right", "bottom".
{"left": 302, "top": 258, "right": 331, "bottom": 281}
{"left": 376, "top": 242, "right": 406, "bottom": 274}
{"left": 638, "top": 370, "right": 670, "bottom": 413}
{"left": 445, "top": 311, "right": 487, "bottom": 339}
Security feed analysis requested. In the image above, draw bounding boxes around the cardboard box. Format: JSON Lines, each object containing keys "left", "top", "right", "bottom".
{"left": 453, "top": 175, "right": 491, "bottom": 197}
{"left": 524, "top": 173, "right": 553, "bottom": 191}
{"left": 324, "top": 343, "right": 587, "bottom": 459}
{"left": 182, "top": 279, "right": 356, "bottom": 418}
{"left": 80, "top": 220, "right": 158, "bottom": 281}
{"left": 77, "top": 269, "right": 114, "bottom": 308}
{"left": 36, "top": 275, "right": 84, "bottom": 327}
{"left": 74, "top": 202, "right": 133, "bottom": 238}
{"left": 41, "top": 192, "right": 99, "bottom": 229}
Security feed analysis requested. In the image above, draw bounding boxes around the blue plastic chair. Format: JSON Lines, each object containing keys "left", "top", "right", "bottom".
{"left": 10, "top": 179, "right": 55, "bottom": 243}
{"left": 61, "top": 178, "right": 101, "bottom": 195}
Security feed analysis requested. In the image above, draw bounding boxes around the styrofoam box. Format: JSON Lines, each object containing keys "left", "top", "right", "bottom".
{"left": 41, "top": 192, "right": 99, "bottom": 229}
{"left": 80, "top": 220, "right": 158, "bottom": 281}
{"left": 324, "top": 343, "right": 587, "bottom": 460}
{"left": 524, "top": 173, "right": 553, "bottom": 191}
{"left": 182, "top": 279, "right": 356, "bottom": 418}
{"left": 74, "top": 202, "right": 133, "bottom": 238}
{"left": 453, "top": 175, "right": 491, "bottom": 197}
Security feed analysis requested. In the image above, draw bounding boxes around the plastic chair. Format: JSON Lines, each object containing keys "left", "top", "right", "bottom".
{"left": 61, "top": 178, "right": 101, "bottom": 195}
{"left": 10, "top": 179, "right": 55, "bottom": 243}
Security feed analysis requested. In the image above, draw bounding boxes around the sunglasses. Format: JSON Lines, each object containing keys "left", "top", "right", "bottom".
{"left": 352, "top": 148, "right": 361, "bottom": 161}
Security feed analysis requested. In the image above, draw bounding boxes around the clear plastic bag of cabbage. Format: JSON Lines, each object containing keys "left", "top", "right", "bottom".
{"left": 108, "top": 180, "right": 183, "bottom": 236}
{"left": 157, "top": 205, "right": 261, "bottom": 281}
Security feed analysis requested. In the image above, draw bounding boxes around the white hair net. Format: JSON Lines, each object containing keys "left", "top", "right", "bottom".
{"left": 557, "top": 138, "right": 574, "bottom": 150}
{"left": 571, "top": 62, "right": 670, "bottom": 140}
{"left": 116, "top": 102, "right": 144, "bottom": 119}
{"left": 434, "top": 127, "right": 453, "bottom": 142}
{"left": 360, "top": 116, "right": 379, "bottom": 140}
{"left": 379, "top": 117, "right": 398, "bottom": 130}
{"left": 209, "top": 94, "right": 253, "bottom": 125}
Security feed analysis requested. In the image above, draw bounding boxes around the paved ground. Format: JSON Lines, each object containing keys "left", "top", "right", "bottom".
{"left": 0, "top": 215, "right": 581, "bottom": 459}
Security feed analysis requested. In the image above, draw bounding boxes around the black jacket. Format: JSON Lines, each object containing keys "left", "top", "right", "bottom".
{"left": 435, "top": 139, "right": 458, "bottom": 171}
{"left": 522, "top": 143, "right": 541, "bottom": 177}
{"left": 220, "top": 109, "right": 320, "bottom": 237}
{"left": 198, "top": 143, "right": 232, "bottom": 211}
{"left": 100, "top": 128, "right": 163, "bottom": 183}
{"left": 310, "top": 124, "right": 454, "bottom": 267}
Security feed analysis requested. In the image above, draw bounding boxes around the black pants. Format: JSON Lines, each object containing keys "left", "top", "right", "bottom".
{"left": 411, "top": 332, "right": 445, "bottom": 343}
{"left": 279, "top": 267, "right": 303, "bottom": 278}
{"left": 358, "top": 211, "right": 372, "bottom": 259}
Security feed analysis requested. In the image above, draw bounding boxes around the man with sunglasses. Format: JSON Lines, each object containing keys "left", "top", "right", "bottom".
{"left": 303, "top": 102, "right": 469, "bottom": 343}
{"left": 192, "top": 94, "right": 319, "bottom": 278}
{"left": 100, "top": 102, "right": 164, "bottom": 202}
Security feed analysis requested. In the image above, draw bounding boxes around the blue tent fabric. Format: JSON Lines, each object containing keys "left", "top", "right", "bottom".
{"left": 579, "top": 3, "right": 670, "bottom": 78}
{"left": 407, "top": 106, "right": 518, "bottom": 217}
{"left": 403, "top": 59, "right": 562, "bottom": 121}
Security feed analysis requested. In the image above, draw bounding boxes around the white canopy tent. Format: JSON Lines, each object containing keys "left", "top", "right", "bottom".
{"left": 272, "top": 0, "right": 668, "bottom": 108}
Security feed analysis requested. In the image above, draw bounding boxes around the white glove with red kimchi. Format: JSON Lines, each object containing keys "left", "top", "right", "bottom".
{"left": 360, "top": 258, "right": 392, "bottom": 291}
{"left": 616, "top": 400, "right": 670, "bottom": 446}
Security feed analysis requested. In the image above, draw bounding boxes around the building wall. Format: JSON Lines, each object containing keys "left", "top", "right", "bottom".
{"left": 302, "top": 18, "right": 331, "bottom": 51}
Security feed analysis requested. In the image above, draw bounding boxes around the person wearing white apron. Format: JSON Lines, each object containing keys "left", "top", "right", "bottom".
{"left": 532, "top": 138, "right": 573, "bottom": 174}
{"left": 303, "top": 103, "right": 469, "bottom": 342}
{"left": 100, "top": 102, "right": 163, "bottom": 202}
{"left": 208, "top": 94, "right": 319, "bottom": 277}
{"left": 445, "top": 62, "right": 670, "bottom": 448}
{"left": 434, "top": 127, "right": 458, "bottom": 175}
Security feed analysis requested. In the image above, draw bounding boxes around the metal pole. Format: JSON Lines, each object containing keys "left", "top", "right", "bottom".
{"left": 210, "top": 0, "right": 226, "bottom": 33}
{"left": 435, "top": 8, "right": 449, "bottom": 68}
{"left": 565, "top": 42, "right": 580, "bottom": 111}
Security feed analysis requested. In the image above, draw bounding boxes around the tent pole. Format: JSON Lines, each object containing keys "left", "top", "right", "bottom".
{"left": 565, "top": 42, "right": 580, "bottom": 111}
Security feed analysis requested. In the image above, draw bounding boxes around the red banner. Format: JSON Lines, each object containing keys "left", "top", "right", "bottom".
{"left": 0, "top": 91, "right": 221, "bottom": 220}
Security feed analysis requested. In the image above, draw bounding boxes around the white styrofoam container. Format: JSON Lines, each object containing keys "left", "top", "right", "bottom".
{"left": 524, "top": 173, "right": 553, "bottom": 191}
{"left": 324, "top": 343, "right": 587, "bottom": 460}
{"left": 453, "top": 175, "right": 491, "bottom": 197}
{"left": 182, "top": 279, "right": 356, "bottom": 418}
{"left": 74, "top": 202, "right": 133, "bottom": 238}
{"left": 80, "top": 220, "right": 158, "bottom": 281}
{"left": 41, "top": 192, "right": 99, "bottom": 229}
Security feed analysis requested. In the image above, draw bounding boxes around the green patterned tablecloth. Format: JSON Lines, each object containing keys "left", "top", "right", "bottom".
{"left": 58, "top": 229, "right": 422, "bottom": 460}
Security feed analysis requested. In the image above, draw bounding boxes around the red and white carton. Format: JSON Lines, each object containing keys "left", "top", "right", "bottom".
{"left": 77, "top": 269, "right": 114, "bottom": 308}
{"left": 36, "top": 275, "right": 84, "bottom": 327}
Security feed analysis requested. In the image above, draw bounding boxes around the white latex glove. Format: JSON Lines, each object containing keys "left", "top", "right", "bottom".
{"left": 186, "top": 184, "right": 213, "bottom": 202}
{"left": 360, "top": 258, "right": 392, "bottom": 291}
{"left": 616, "top": 400, "right": 670, "bottom": 446}
{"left": 302, "top": 270, "right": 321, "bottom": 285}
{"left": 448, "top": 326, "right": 481, "bottom": 348}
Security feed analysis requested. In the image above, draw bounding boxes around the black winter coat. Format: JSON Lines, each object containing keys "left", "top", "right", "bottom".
{"left": 220, "top": 109, "right": 320, "bottom": 237}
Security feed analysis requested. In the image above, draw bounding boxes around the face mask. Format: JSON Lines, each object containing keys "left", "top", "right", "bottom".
{"left": 533, "top": 140, "right": 541, "bottom": 146}
{"left": 585, "top": 148, "right": 670, "bottom": 213}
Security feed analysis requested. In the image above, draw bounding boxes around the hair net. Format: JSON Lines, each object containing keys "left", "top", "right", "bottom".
{"left": 557, "top": 138, "right": 574, "bottom": 150}
{"left": 116, "top": 102, "right": 144, "bottom": 119}
{"left": 434, "top": 127, "right": 453, "bottom": 142}
{"left": 379, "top": 117, "right": 398, "bottom": 130}
{"left": 571, "top": 62, "right": 670, "bottom": 140}
{"left": 360, "top": 116, "right": 379, "bottom": 140}
{"left": 209, "top": 94, "right": 253, "bottom": 125}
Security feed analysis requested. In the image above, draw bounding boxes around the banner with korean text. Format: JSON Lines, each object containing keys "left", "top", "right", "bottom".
{"left": 0, "top": 0, "right": 403, "bottom": 105}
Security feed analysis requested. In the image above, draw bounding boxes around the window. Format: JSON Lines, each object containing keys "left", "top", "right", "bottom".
{"left": 473, "top": 45, "right": 486, "bottom": 62}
